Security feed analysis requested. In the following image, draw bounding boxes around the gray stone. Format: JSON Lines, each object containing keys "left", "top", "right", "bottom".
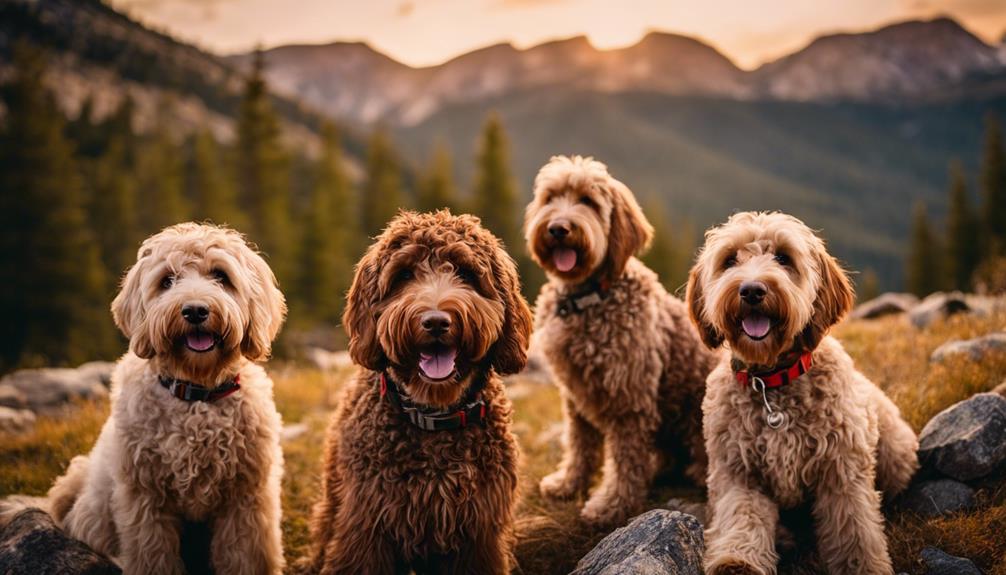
{"left": 930, "top": 333, "right": 1006, "bottom": 362}
{"left": 663, "top": 498, "right": 706, "bottom": 526}
{"left": 901, "top": 479, "right": 975, "bottom": 517}
{"left": 0, "top": 508, "right": 120, "bottom": 575}
{"left": 850, "top": 292, "right": 919, "bottom": 320}
{"left": 909, "top": 292, "right": 977, "bottom": 328}
{"left": 281, "top": 422, "right": 309, "bottom": 442}
{"left": 572, "top": 510, "right": 703, "bottom": 575}
{"left": 0, "top": 385, "right": 27, "bottom": 409}
{"left": 0, "top": 406, "right": 36, "bottom": 434}
{"left": 918, "top": 393, "right": 1006, "bottom": 481}
{"left": 305, "top": 347, "right": 352, "bottom": 371}
{"left": 0, "top": 363, "right": 114, "bottom": 412}
{"left": 920, "top": 546, "right": 981, "bottom": 575}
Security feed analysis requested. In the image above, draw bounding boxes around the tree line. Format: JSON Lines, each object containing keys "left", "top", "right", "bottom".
{"left": 906, "top": 115, "right": 1006, "bottom": 297}
{"left": 0, "top": 42, "right": 706, "bottom": 372}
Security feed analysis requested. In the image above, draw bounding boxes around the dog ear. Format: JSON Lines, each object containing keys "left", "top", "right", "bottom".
{"left": 111, "top": 253, "right": 156, "bottom": 359}
{"left": 603, "top": 179, "right": 654, "bottom": 280}
{"left": 240, "top": 245, "right": 287, "bottom": 362}
{"left": 488, "top": 246, "right": 533, "bottom": 376}
{"left": 800, "top": 245, "right": 855, "bottom": 351}
{"left": 685, "top": 260, "right": 724, "bottom": 349}
{"left": 342, "top": 245, "right": 386, "bottom": 370}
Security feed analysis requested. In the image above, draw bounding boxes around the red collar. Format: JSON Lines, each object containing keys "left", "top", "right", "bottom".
{"left": 379, "top": 372, "right": 487, "bottom": 431}
{"left": 734, "top": 352, "right": 813, "bottom": 389}
{"left": 159, "top": 374, "right": 241, "bottom": 402}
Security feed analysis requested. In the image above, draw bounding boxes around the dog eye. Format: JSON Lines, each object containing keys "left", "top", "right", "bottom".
{"left": 774, "top": 253, "right": 792, "bottom": 267}
{"left": 722, "top": 255, "right": 737, "bottom": 269}
{"left": 455, "top": 267, "right": 478, "bottom": 286}
{"left": 394, "top": 268, "right": 414, "bottom": 284}
{"left": 160, "top": 274, "right": 175, "bottom": 290}
{"left": 578, "top": 196, "right": 596, "bottom": 208}
{"left": 211, "top": 269, "right": 231, "bottom": 285}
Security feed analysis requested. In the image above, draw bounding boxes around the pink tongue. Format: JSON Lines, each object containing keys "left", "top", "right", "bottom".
{"left": 419, "top": 348, "right": 457, "bottom": 380}
{"left": 186, "top": 332, "right": 215, "bottom": 351}
{"left": 742, "top": 315, "right": 772, "bottom": 339}
{"left": 553, "top": 248, "right": 577, "bottom": 272}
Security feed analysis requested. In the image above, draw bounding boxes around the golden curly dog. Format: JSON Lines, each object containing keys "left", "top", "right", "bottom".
{"left": 305, "top": 210, "right": 532, "bottom": 575}
{"left": 526, "top": 155, "right": 717, "bottom": 527}
{"left": 686, "top": 212, "right": 918, "bottom": 575}
{"left": 4, "top": 223, "right": 287, "bottom": 574}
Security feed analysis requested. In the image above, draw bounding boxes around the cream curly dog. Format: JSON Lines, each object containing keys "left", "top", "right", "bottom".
{"left": 686, "top": 212, "right": 918, "bottom": 575}
{"left": 4, "top": 223, "right": 287, "bottom": 574}
{"left": 526, "top": 156, "right": 717, "bottom": 527}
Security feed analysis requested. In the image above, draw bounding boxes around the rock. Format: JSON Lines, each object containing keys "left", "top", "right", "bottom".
{"left": 0, "top": 385, "right": 27, "bottom": 409}
{"left": 534, "top": 422, "right": 564, "bottom": 449}
{"left": 850, "top": 292, "right": 919, "bottom": 320}
{"left": 0, "top": 363, "right": 114, "bottom": 413}
{"left": 918, "top": 392, "right": 1006, "bottom": 481}
{"left": 281, "top": 422, "right": 308, "bottom": 442}
{"left": 0, "top": 407, "right": 36, "bottom": 434}
{"left": 901, "top": 479, "right": 975, "bottom": 517}
{"left": 909, "top": 292, "right": 979, "bottom": 328}
{"left": 572, "top": 509, "right": 704, "bottom": 575}
{"left": 663, "top": 498, "right": 707, "bottom": 526}
{"left": 930, "top": 332, "right": 1006, "bottom": 362}
{"left": 305, "top": 347, "right": 352, "bottom": 371}
{"left": 919, "top": 546, "right": 981, "bottom": 575}
{"left": 0, "top": 508, "right": 120, "bottom": 574}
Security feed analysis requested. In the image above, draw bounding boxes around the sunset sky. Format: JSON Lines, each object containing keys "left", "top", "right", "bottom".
{"left": 112, "top": 0, "right": 1006, "bottom": 69}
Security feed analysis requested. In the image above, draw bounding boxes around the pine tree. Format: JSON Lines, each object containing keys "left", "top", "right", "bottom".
{"left": 91, "top": 135, "right": 141, "bottom": 278}
{"left": 981, "top": 114, "right": 1006, "bottom": 256}
{"left": 137, "top": 120, "right": 187, "bottom": 233}
{"left": 237, "top": 49, "right": 292, "bottom": 283}
{"left": 0, "top": 43, "right": 115, "bottom": 369}
{"left": 296, "top": 123, "right": 355, "bottom": 324}
{"left": 417, "top": 143, "right": 459, "bottom": 213}
{"left": 361, "top": 128, "right": 404, "bottom": 237}
{"left": 945, "top": 161, "right": 981, "bottom": 291}
{"left": 906, "top": 201, "right": 943, "bottom": 296}
{"left": 471, "top": 113, "right": 520, "bottom": 248}
{"left": 188, "top": 130, "right": 246, "bottom": 229}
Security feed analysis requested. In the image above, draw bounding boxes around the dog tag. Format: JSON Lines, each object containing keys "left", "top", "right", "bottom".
{"left": 766, "top": 410, "right": 786, "bottom": 429}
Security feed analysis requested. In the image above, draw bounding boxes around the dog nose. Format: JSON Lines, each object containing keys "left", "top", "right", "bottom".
{"left": 739, "top": 282, "right": 767, "bottom": 306}
{"left": 181, "top": 303, "right": 210, "bottom": 325}
{"left": 548, "top": 220, "right": 571, "bottom": 239}
{"left": 420, "top": 310, "right": 451, "bottom": 336}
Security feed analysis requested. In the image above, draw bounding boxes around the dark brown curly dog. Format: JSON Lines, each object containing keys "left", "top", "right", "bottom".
{"left": 305, "top": 210, "right": 533, "bottom": 575}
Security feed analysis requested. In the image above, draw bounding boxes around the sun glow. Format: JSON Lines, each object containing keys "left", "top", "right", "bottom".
{"left": 586, "top": 26, "right": 647, "bottom": 50}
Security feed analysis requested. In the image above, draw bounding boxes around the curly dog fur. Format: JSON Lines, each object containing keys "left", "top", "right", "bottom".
{"left": 18, "top": 223, "right": 287, "bottom": 574}
{"left": 526, "top": 156, "right": 717, "bottom": 526}
{"left": 686, "top": 212, "right": 918, "bottom": 575}
{"left": 305, "top": 210, "right": 532, "bottom": 574}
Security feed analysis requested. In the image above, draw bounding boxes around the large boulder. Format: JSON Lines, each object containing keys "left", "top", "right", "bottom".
{"left": 0, "top": 362, "right": 114, "bottom": 413}
{"left": 900, "top": 479, "right": 975, "bottom": 518}
{"left": 930, "top": 333, "right": 1006, "bottom": 363}
{"left": 850, "top": 293, "right": 919, "bottom": 320}
{"left": 919, "top": 546, "right": 981, "bottom": 575}
{"left": 304, "top": 347, "right": 352, "bottom": 371}
{"left": 918, "top": 392, "right": 1006, "bottom": 481}
{"left": 909, "top": 292, "right": 981, "bottom": 328}
{"left": 572, "top": 510, "right": 703, "bottom": 575}
{"left": 0, "top": 508, "right": 120, "bottom": 575}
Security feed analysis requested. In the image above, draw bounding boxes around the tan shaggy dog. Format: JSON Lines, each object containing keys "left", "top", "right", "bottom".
{"left": 2, "top": 223, "right": 287, "bottom": 574}
{"left": 305, "top": 210, "right": 532, "bottom": 575}
{"left": 686, "top": 212, "right": 919, "bottom": 575}
{"left": 526, "top": 155, "right": 717, "bottom": 527}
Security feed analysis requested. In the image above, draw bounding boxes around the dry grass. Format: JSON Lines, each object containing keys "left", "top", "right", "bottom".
{"left": 0, "top": 308, "right": 1003, "bottom": 574}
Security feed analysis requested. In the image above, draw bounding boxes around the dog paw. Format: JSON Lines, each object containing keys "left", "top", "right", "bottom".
{"left": 707, "top": 559, "right": 763, "bottom": 575}
{"left": 539, "top": 471, "right": 582, "bottom": 500}
{"left": 578, "top": 497, "right": 627, "bottom": 527}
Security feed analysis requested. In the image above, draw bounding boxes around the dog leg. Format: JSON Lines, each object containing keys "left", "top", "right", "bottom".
{"left": 871, "top": 388, "right": 919, "bottom": 498}
{"left": 319, "top": 510, "right": 398, "bottom": 575}
{"left": 704, "top": 465, "right": 779, "bottom": 575}
{"left": 112, "top": 484, "right": 184, "bottom": 575}
{"left": 539, "top": 400, "right": 602, "bottom": 500}
{"left": 211, "top": 489, "right": 284, "bottom": 575}
{"left": 813, "top": 469, "right": 893, "bottom": 575}
{"left": 579, "top": 418, "right": 656, "bottom": 526}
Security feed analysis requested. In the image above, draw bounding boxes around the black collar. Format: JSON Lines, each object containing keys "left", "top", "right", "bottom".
{"left": 159, "top": 374, "right": 241, "bottom": 402}
{"left": 379, "top": 372, "right": 487, "bottom": 431}
{"left": 556, "top": 277, "right": 612, "bottom": 317}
